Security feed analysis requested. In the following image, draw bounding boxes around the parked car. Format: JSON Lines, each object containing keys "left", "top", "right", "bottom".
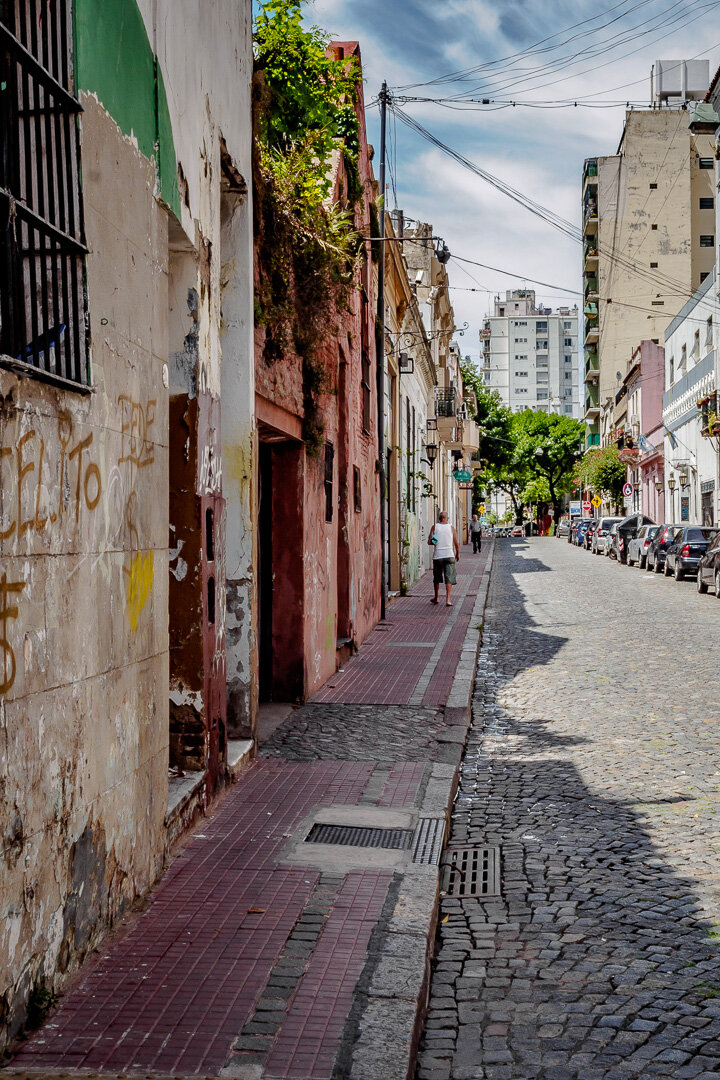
{"left": 646, "top": 524, "right": 682, "bottom": 573}
{"left": 665, "top": 526, "right": 718, "bottom": 580}
{"left": 573, "top": 518, "right": 593, "bottom": 546}
{"left": 556, "top": 520, "right": 570, "bottom": 538}
{"left": 511, "top": 525, "right": 524, "bottom": 537}
{"left": 591, "top": 517, "right": 623, "bottom": 555}
{"left": 605, "top": 521, "right": 621, "bottom": 558}
{"left": 582, "top": 520, "right": 598, "bottom": 550}
{"left": 697, "top": 531, "right": 720, "bottom": 595}
{"left": 614, "top": 513, "right": 655, "bottom": 564}
{"left": 626, "top": 524, "right": 660, "bottom": 568}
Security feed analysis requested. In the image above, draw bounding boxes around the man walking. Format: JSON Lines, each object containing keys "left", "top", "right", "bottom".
{"left": 469, "top": 514, "right": 483, "bottom": 554}
{"left": 428, "top": 511, "right": 460, "bottom": 607}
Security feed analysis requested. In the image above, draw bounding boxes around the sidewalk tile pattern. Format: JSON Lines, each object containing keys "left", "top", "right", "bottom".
{"left": 312, "top": 547, "right": 488, "bottom": 706}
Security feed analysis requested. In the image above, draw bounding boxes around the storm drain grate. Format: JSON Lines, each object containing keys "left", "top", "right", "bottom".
{"left": 441, "top": 846, "right": 501, "bottom": 897}
{"left": 305, "top": 823, "right": 413, "bottom": 849}
{"left": 412, "top": 817, "right": 446, "bottom": 865}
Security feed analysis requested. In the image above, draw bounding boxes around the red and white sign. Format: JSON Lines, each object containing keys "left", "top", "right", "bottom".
{"left": 582, "top": 501, "right": 592, "bottom": 512}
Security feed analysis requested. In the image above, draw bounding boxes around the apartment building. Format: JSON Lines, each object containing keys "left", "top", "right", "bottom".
{"left": 481, "top": 290, "right": 580, "bottom": 417}
{"left": 582, "top": 60, "right": 716, "bottom": 450}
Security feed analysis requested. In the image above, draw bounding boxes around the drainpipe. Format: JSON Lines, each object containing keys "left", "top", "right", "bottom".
{"left": 377, "top": 83, "right": 388, "bottom": 620}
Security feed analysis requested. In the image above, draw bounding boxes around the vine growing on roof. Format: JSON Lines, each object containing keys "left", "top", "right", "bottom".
{"left": 253, "top": 0, "right": 366, "bottom": 452}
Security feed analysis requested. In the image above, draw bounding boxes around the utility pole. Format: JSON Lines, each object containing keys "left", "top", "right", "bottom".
{"left": 377, "top": 82, "right": 388, "bottom": 620}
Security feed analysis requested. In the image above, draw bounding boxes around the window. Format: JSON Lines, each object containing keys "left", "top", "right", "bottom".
{"left": 514, "top": 371, "right": 528, "bottom": 377}
{"left": 701, "top": 272, "right": 710, "bottom": 283}
{"left": 669, "top": 355, "right": 675, "bottom": 383}
{"left": 651, "top": 224, "right": 658, "bottom": 231}
{"left": 680, "top": 344, "right": 687, "bottom": 372}
{"left": 650, "top": 261, "right": 658, "bottom": 268}
{"left": 499, "top": 307, "right": 505, "bottom": 315}
{"left": 691, "top": 329, "right": 700, "bottom": 357}
{"left": 537, "top": 390, "right": 548, "bottom": 400}
{"left": 564, "top": 404, "right": 573, "bottom": 414}
{"left": 700, "top": 235, "right": 715, "bottom": 247}
{"left": 515, "top": 387, "right": 528, "bottom": 394}
{"left": 649, "top": 182, "right": 657, "bottom": 189}
{"left": 0, "top": 1, "right": 89, "bottom": 386}
{"left": 706, "top": 316, "right": 713, "bottom": 349}
{"left": 564, "top": 337, "right": 573, "bottom": 347}
{"left": 699, "top": 158, "right": 714, "bottom": 169}
{"left": 537, "top": 340, "right": 548, "bottom": 350}
{"left": 563, "top": 387, "right": 572, "bottom": 397}
{"left": 353, "top": 466, "right": 361, "bottom": 512}
{"left": 700, "top": 197, "right": 715, "bottom": 209}
{"left": 564, "top": 355, "right": 572, "bottom": 363}
{"left": 651, "top": 300, "right": 664, "bottom": 306}
{"left": 563, "top": 321, "right": 573, "bottom": 330}
{"left": 536, "top": 321, "right": 548, "bottom": 331}
{"left": 324, "top": 442, "right": 334, "bottom": 522}
{"left": 564, "top": 372, "right": 572, "bottom": 380}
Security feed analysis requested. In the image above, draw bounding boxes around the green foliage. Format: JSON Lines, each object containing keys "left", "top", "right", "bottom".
{"left": 253, "top": 0, "right": 365, "bottom": 449}
{"left": 579, "top": 444, "right": 626, "bottom": 504}
{"left": 512, "top": 411, "right": 585, "bottom": 522}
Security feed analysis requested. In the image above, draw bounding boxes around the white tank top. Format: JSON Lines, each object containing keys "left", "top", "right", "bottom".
{"left": 433, "top": 522, "right": 454, "bottom": 559}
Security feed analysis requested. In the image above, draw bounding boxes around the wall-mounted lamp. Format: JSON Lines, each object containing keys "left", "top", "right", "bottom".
{"left": 426, "top": 417, "right": 438, "bottom": 433}
{"left": 425, "top": 443, "right": 438, "bottom": 466}
{"left": 399, "top": 352, "right": 414, "bottom": 374}
{"left": 679, "top": 470, "right": 689, "bottom": 489}
{"left": 654, "top": 479, "right": 663, "bottom": 493}
{"left": 668, "top": 476, "right": 677, "bottom": 492}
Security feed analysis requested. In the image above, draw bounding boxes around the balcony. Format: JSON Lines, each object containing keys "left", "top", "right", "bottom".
{"left": 584, "top": 276, "right": 598, "bottom": 298}
{"left": 435, "top": 387, "right": 457, "bottom": 417}
{"left": 584, "top": 320, "right": 599, "bottom": 346}
{"left": 583, "top": 200, "right": 598, "bottom": 234}
{"left": 583, "top": 158, "right": 598, "bottom": 192}
{"left": 447, "top": 419, "right": 480, "bottom": 455}
{"left": 584, "top": 384, "right": 600, "bottom": 421}
{"left": 585, "top": 349, "right": 599, "bottom": 381}
{"left": 584, "top": 242, "right": 598, "bottom": 271}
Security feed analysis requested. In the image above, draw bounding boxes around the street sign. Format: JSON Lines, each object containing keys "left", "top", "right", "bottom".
{"left": 622, "top": 482, "right": 633, "bottom": 497}
{"left": 569, "top": 500, "right": 582, "bottom": 518}
{"left": 478, "top": 504, "right": 486, "bottom": 513}
{"left": 582, "top": 500, "right": 592, "bottom": 512}
{"left": 453, "top": 469, "right": 472, "bottom": 482}
{"left": 591, "top": 495, "right": 602, "bottom": 508}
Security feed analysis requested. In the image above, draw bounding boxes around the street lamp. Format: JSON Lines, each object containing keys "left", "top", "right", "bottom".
{"left": 679, "top": 470, "right": 689, "bottom": 489}
{"left": 654, "top": 479, "right": 663, "bottom": 493}
{"left": 425, "top": 443, "right": 438, "bottom": 466}
{"left": 667, "top": 476, "right": 677, "bottom": 492}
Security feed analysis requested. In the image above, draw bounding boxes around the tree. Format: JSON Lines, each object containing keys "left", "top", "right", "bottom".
{"left": 578, "top": 444, "right": 626, "bottom": 507}
{"left": 512, "top": 410, "right": 585, "bottom": 524}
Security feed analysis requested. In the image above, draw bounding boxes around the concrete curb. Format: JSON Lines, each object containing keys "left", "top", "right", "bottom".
{"left": 349, "top": 544, "right": 496, "bottom": 1080}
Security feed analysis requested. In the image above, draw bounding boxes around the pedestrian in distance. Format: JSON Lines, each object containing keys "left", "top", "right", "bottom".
{"left": 428, "top": 511, "right": 460, "bottom": 607}
{"left": 469, "top": 513, "right": 483, "bottom": 554}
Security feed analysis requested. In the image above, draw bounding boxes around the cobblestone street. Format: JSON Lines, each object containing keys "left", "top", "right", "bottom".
{"left": 417, "top": 537, "right": 720, "bottom": 1080}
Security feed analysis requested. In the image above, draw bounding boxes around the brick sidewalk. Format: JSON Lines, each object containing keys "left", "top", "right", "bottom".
{"left": 313, "top": 544, "right": 489, "bottom": 706}
{"left": 10, "top": 545, "right": 494, "bottom": 1080}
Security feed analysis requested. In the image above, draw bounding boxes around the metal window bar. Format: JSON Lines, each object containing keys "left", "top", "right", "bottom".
{"left": 324, "top": 442, "right": 334, "bottom": 523}
{"left": 435, "top": 387, "right": 457, "bottom": 417}
{"left": 0, "top": 1, "right": 89, "bottom": 388}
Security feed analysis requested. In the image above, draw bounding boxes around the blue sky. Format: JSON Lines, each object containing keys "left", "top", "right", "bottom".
{"left": 309, "top": 0, "right": 720, "bottom": 362}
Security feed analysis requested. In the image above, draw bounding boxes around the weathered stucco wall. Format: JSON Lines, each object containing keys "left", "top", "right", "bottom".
{"left": 0, "top": 96, "right": 169, "bottom": 1046}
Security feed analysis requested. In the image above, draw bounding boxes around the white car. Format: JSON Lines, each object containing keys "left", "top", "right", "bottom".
{"left": 592, "top": 517, "right": 623, "bottom": 555}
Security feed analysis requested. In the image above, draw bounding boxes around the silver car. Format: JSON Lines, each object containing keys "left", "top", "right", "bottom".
{"left": 591, "top": 517, "right": 623, "bottom": 555}
{"left": 627, "top": 524, "right": 660, "bottom": 568}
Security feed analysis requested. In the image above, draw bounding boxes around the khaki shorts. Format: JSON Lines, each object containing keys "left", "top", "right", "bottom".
{"left": 433, "top": 558, "right": 457, "bottom": 585}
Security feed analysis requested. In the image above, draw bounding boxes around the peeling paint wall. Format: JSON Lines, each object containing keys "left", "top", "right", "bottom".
{"left": 254, "top": 42, "right": 380, "bottom": 702}
{"left": 0, "top": 0, "right": 255, "bottom": 1049}
{"left": 0, "top": 96, "right": 169, "bottom": 1049}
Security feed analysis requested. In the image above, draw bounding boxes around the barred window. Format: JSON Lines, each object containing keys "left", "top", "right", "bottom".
{"left": 0, "top": 0, "right": 89, "bottom": 387}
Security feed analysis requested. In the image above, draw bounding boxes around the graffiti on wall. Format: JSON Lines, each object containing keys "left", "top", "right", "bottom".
{"left": 0, "top": 395, "right": 160, "bottom": 691}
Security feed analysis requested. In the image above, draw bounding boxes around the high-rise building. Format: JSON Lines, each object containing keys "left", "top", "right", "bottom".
{"left": 582, "top": 61, "right": 716, "bottom": 450}
{"left": 480, "top": 290, "right": 580, "bottom": 417}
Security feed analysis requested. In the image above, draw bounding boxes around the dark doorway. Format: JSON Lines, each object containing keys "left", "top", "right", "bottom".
{"left": 259, "top": 442, "right": 274, "bottom": 700}
{"left": 258, "top": 436, "right": 305, "bottom": 701}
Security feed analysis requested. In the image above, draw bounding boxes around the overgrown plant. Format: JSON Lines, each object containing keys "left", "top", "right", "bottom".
{"left": 253, "top": 0, "right": 365, "bottom": 452}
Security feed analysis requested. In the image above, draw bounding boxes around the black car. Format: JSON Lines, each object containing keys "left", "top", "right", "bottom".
{"left": 665, "top": 526, "right": 719, "bottom": 581}
{"left": 615, "top": 513, "right": 655, "bottom": 565}
{"left": 697, "top": 531, "right": 720, "bottom": 596}
{"left": 646, "top": 523, "right": 682, "bottom": 573}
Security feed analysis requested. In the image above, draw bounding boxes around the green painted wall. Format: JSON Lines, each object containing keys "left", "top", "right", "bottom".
{"left": 74, "top": 0, "right": 180, "bottom": 219}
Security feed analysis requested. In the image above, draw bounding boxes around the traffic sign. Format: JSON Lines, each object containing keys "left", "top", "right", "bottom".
{"left": 591, "top": 495, "right": 602, "bottom": 508}
{"left": 582, "top": 500, "right": 592, "bottom": 512}
{"left": 478, "top": 504, "right": 486, "bottom": 513}
{"left": 622, "top": 482, "right": 633, "bottom": 497}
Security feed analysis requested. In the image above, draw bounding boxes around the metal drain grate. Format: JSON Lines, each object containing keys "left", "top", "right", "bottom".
{"left": 411, "top": 817, "right": 446, "bottom": 865}
{"left": 305, "top": 823, "right": 413, "bottom": 849}
{"left": 441, "top": 846, "right": 501, "bottom": 897}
